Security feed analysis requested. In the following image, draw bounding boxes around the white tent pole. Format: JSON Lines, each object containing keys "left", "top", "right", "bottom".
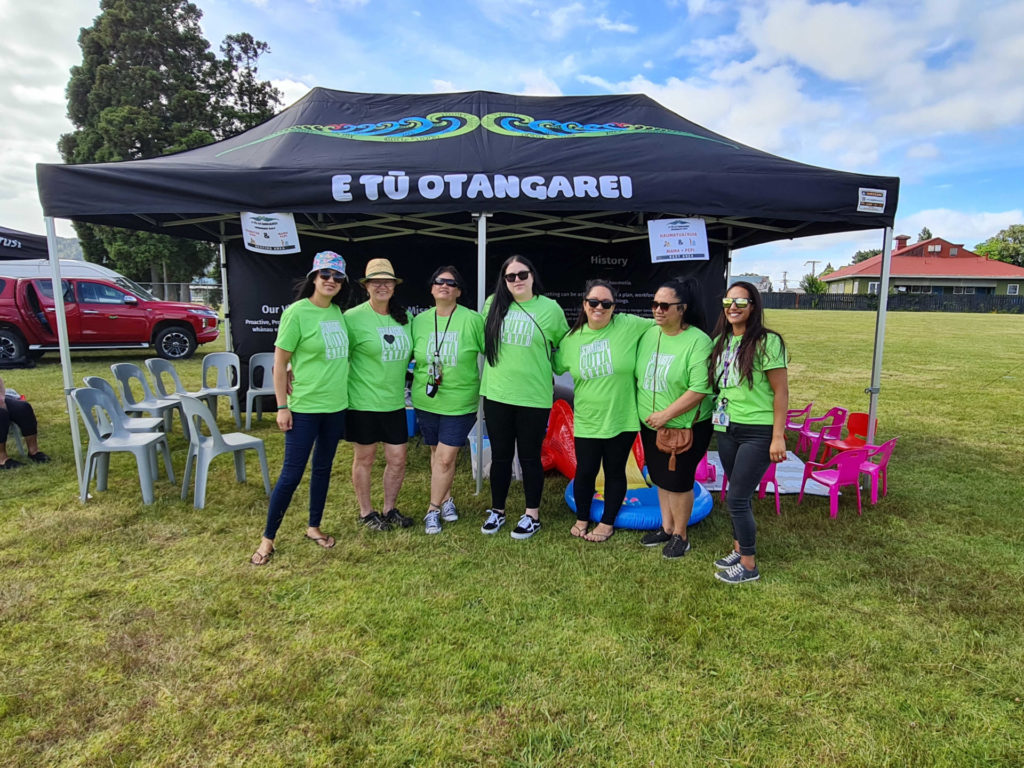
{"left": 218, "top": 223, "right": 232, "bottom": 351}
{"left": 866, "top": 226, "right": 894, "bottom": 445}
{"left": 474, "top": 212, "right": 491, "bottom": 496}
{"left": 44, "top": 217, "right": 85, "bottom": 497}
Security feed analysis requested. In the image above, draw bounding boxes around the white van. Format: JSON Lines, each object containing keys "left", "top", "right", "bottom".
{"left": 0, "top": 259, "right": 159, "bottom": 301}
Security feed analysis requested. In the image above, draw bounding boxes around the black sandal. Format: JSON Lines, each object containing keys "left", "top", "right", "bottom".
{"left": 304, "top": 534, "right": 336, "bottom": 549}
{"left": 570, "top": 521, "right": 589, "bottom": 538}
{"left": 250, "top": 548, "right": 274, "bottom": 566}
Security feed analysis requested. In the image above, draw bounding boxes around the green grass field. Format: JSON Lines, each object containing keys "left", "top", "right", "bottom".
{"left": 2, "top": 310, "right": 1023, "bottom": 767}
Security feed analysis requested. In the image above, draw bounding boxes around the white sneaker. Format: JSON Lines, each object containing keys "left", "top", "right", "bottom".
{"left": 424, "top": 509, "right": 442, "bottom": 535}
{"left": 440, "top": 497, "right": 458, "bottom": 522}
{"left": 510, "top": 514, "right": 541, "bottom": 540}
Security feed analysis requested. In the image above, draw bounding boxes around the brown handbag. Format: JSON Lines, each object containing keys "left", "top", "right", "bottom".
{"left": 652, "top": 331, "right": 692, "bottom": 472}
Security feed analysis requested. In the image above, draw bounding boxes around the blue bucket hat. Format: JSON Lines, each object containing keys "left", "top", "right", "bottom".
{"left": 309, "top": 250, "right": 347, "bottom": 278}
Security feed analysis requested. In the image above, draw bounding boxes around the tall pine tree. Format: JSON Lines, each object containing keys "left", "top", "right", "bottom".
{"left": 59, "top": 0, "right": 281, "bottom": 294}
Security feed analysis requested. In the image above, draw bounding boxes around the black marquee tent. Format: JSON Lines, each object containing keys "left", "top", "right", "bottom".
{"left": 0, "top": 226, "right": 49, "bottom": 260}
{"left": 35, "top": 88, "right": 900, "bottom": 495}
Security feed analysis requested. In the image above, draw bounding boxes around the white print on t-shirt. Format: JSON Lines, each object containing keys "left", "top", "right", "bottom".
{"left": 429, "top": 331, "right": 459, "bottom": 368}
{"left": 579, "top": 339, "right": 613, "bottom": 380}
{"left": 320, "top": 321, "right": 349, "bottom": 361}
{"left": 377, "top": 325, "right": 411, "bottom": 362}
{"left": 501, "top": 311, "right": 536, "bottom": 347}
{"left": 641, "top": 352, "right": 675, "bottom": 392}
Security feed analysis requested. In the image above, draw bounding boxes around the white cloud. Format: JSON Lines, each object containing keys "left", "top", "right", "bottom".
{"left": 897, "top": 209, "right": 1022, "bottom": 248}
{"left": 906, "top": 143, "right": 940, "bottom": 159}
{"left": 595, "top": 15, "right": 637, "bottom": 33}
{"left": 431, "top": 79, "right": 456, "bottom": 93}
{"left": 517, "top": 69, "right": 562, "bottom": 96}
{"left": 271, "top": 79, "right": 313, "bottom": 109}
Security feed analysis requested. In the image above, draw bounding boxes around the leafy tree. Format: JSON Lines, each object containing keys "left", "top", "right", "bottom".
{"left": 59, "top": 0, "right": 281, "bottom": 291}
{"left": 917, "top": 226, "right": 933, "bottom": 241}
{"left": 820, "top": 262, "right": 835, "bottom": 276}
{"left": 975, "top": 225, "right": 1024, "bottom": 268}
{"left": 853, "top": 248, "right": 881, "bottom": 264}
{"left": 800, "top": 273, "right": 827, "bottom": 294}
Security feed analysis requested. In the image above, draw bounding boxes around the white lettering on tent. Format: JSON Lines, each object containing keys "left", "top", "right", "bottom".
{"left": 332, "top": 175, "right": 353, "bottom": 201}
{"left": 547, "top": 176, "right": 573, "bottom": 198}
{"left": 360, "top": 174, "right": 384, "bottom": 200}
{"left": 444, "top": 174, "right": 468, "bottom": 197}
{"left": 383, "top": 171, "right": 409, "bottom": 200}
{"left": 573, "top": 176, "right": 598, "bottom": 197}
{"left": 332, "top": 172, "right": 634, "bottom": 203}
{"left": 466, "top": 174, "right": 493, "bottom": 199}
{"left": 599, "top": 176, "right": 621, "bottom": 198}
{"left": 419, "top": 175, "right": 445, "bottom": 199}
{"left": 522, "top": 176, "right": 546, "bottom": 200}
{"left": 493, "top": 175, "right": 520, "bottom": 198}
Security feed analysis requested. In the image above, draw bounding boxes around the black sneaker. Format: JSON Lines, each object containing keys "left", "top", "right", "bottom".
{"left": 510, "top": 514, "right": 541, "bottom": 540}
{"left": 0, "top": 458, "right": 24, "bottom": 470}
{"left": 641, "top": 528, "right": 672, "bottom": 547}
{"left": 358, "top": 510, "right": 392, "bottom": 531}
{"left": 715, "top": 562, "right": 760, "bottom": 584}
{"left": 384, "top": 508, "right": 413, "bottom": 528}
{"left": 662, "top": 534, "right": 691, "bottom": 559}
{"left": 28, "top": 451, "right": 51, "bottom": 464}
{"left": 481, "top": 509, "right": 505, "bottom": 534}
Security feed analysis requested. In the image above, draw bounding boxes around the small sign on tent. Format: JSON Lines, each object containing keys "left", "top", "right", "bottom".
{"left": 647, "top": 218, "right": 710, "bottom": 262}
{"left": 240, "top": 212, "right": 301, "bottom": 254}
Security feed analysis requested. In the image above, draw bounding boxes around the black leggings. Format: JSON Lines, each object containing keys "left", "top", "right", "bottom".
{"left": 483, "top": 398, "right": 549, "bottom": 510}
{"left": 1, "top": 396, "right": 38, "bottom": 443}
{"left": 573, "top": 430, "right": 638, "bottom": 526}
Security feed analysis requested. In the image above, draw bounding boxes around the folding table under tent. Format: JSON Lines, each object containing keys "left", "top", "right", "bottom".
{"left": 35, "top": 88, "right": 900, "bottom": 498}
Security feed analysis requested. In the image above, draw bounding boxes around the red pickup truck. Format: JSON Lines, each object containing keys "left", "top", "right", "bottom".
{"left": 0, "top": 275, "right": 219, "bottom": 362}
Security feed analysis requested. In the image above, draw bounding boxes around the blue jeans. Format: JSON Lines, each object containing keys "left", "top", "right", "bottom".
{"left": 263, "top": 410, "right": 345, "bottom": 540}
{"left": 716, "top": 423, "right": 773, "bottom": 557}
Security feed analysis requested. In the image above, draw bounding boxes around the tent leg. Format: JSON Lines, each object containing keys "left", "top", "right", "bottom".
{"left": 219, "top": 223, "right": 232, "bottom": 352}
{"left": 44, "top": 217, "right": 85, "bottom": 499}
{"left": 473, "top": 212, "right": 491, "bottom": 497}
{"left": 866, "top": 227, "right": 894, "bottom": 445}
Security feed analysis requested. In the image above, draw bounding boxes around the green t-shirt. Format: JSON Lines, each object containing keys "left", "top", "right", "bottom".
{"left": 410, "top": 305, "right": 484, "bottom": 416}
{"left": 343, "top": 301, "right": 412, "bottom": 411}
{"left": 635, "top": 325, "right": 714, "bottom": 428}
{"left": 714, "top": 332, "right": 787, "bottom": 425}
{"left": 554, "top": 312, "right": 652, "bottom": 438}
{"left": 274, "top": 299, "right": 349, "bottom": 413}
{"left": 480, "top": 295, "right": 569, "bottom": 409}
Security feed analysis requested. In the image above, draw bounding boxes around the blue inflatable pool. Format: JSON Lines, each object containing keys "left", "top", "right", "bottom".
{"left": 564, "top": 480, "right": 713, "bottom": 530}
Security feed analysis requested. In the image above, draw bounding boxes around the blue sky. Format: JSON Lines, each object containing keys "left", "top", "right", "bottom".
{"left": 2, "top": 0, "right": 1022, "bottom": 285}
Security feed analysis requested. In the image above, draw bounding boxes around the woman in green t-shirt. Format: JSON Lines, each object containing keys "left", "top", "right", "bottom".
{"left": 480, "top": 255, "right": 569, "bottom": 540}
{"left": 555, "top": 280, "right": 650, "bottom": 543}
{"left": 635, "top": 277, "right": 715, "bottom": 559}
{"left": 707, "top": 281, "right": 789, "bottom": 585}
{"left": 411, "top": 266, "right": 484, "bottom": 535}
{"left": 250, "top": 251, "right": 351, "bottom": 566}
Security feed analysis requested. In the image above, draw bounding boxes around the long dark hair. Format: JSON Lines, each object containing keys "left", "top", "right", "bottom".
{"left": 294, "top": 272, "right": 351, "bottom": 307}
{"left": 707, "top": 281, "right": 785, "bottom": 389}
{"left": 351, "top": 278, "right": 408, "bottom": 325}
{"left": 567, "top": 279, "right": 617, "bottom": 336}
{"left": 484, "top": 255, "right": 545, "bottom": 365}
{"left": 657, "top": 276, "right": 706, "bottom": 331}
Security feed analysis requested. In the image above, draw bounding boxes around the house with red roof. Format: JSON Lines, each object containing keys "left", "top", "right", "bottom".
{"left": 822, "top": 235, "right": 1024, "bottom": 297}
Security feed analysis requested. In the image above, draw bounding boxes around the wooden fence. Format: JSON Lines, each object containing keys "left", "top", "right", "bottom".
{"left": 761, "top": 293, "right": 1024, "bottom": 313}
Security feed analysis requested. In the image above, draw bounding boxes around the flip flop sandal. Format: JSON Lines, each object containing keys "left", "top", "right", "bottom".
{"left": 585, "top": 529, "right": 615, "bottom": 543}
{"left": 570, "top": 522, "right": 589, "bottom": 538}
{"left": 304, "top": 534, "right": 336, "bottom": 549}
{"left": 250, "top": 549, "right": 274, "bottom": 566}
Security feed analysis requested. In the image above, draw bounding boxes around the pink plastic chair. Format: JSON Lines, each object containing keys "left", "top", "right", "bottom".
{"left": 798, "top": 406, "right": 848, "bottom": 462}
{"left": 719, "top": 461, "right": 781, "bottom": 515}
{"left": 798, "top": 447, "right": 869, "bottom": 519}
{"left": 860, "top": 438, "right": 898, "bottom": 504}
{"left": 695, "top": 453, "right": 716, "bottom": 483}
{"left": 785, "top": 402, "right": 814, "bottom": 452}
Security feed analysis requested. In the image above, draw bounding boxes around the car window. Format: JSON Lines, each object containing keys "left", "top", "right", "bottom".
{"left": 0, "top": 278, "right": 6, "bottom": 294}
{"left": 78, "top": 281, "right": 129, "bottom": 305}
{"left": 35, "top": 279, "right": 75, "bottom": 303}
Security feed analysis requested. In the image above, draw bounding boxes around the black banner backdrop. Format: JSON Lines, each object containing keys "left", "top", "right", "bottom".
{"left": 227, "top": 235, "right": 726, "bottom": 360}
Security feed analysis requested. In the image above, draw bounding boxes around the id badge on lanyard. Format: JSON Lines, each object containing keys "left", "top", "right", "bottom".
{"left": 712, "top": 397, "right": 730, "bottom": 431}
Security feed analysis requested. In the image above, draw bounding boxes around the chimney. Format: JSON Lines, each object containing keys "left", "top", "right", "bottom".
{"left": 894, "top": 234, "right": 910, "bottom": 252}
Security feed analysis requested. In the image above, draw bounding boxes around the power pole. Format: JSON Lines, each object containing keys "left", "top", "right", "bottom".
{"left": 804, "top": 260, "right": 820, "bottom": 277}
{"left": 781, "top": 271, "right": 789, "bottom": 291}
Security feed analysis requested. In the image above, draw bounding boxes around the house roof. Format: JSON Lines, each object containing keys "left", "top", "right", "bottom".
{"left": 823, "top": 237, "right": 1024, "bottom": 281}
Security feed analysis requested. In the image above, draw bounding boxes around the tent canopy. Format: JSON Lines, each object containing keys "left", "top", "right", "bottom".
{"left": 36, "top": 89, "right": 898, "bottom": 249}
{"left": 1, "top": 226, "right": 49, "bottom": 260}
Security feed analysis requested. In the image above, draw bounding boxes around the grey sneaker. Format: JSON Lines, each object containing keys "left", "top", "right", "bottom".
{"left": 481, "top": 509, "right": 505, "bottom": 534}
{"left": 714, "top": 550, "right": 743, "bottom": 570}
{"left": 440, "top": 497, "right": 458, "bottom": 522}
{"left": 358, "top": 510, "right": 391, "bottom": 531}
{"left": 424, "top": 509, "right": 442, "bottom": 535}
{"left": 662, "top": 534, "right": 691, "bottom": 559}
{"left": 641, "top": 528, "right": 672, "bottom": 547}
{"left": 510, "top": 514, "right": 541, "bottom": 540}
{"left": 715, "top": 562, "right": 760, "bottom": 584}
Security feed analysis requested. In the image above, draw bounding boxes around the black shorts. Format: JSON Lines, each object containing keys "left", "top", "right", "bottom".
{"left": 345, "top": 408, "right": 409, "bottom": 445}
{"left": 640, "top": 419, "right": 713, "bottom": 492}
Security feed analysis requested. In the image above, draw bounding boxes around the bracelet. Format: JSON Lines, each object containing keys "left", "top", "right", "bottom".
{"left": 277, "top": 405, "right": 289, "bottom": 410}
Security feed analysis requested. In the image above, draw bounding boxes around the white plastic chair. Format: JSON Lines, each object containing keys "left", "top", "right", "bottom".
{"left": 245, "top": 352, "right": 276, "bottom": 430}
{"left": 110, "top": 362, "right": 183, "bottom": 432}
{"left": 178, "top": 395, "right": 271, "bottom": 509}
{"left": 71, "top": 386, "right": 174, "bottom": 505}
{"left": 195, "top": 352, "right": 241, "bottom": 429}
{"left": 83, "top": 376, "right": 164, "bottom": 434}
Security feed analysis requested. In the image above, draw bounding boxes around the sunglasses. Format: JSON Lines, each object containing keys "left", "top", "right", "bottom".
{"left": 432, "top": 277, "right": 458, "bottom": 287}
{"left": 722, "top": 297, "right": 751, "bottom": 309}
{"left": 585, "top": 298, "right": 615, "bottom": 309}
{"left": 317, "top": 269, "right": 345, "bottom": 282}
{"left": 651, "top": 300, "right": 683, "bottom": 312}
{"left": 504, "top": 270, "right": 531, "bottom": 283}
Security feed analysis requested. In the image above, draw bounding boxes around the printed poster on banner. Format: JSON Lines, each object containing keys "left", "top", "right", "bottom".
{"left": 647, "top": 218, "right": 710, "bottom": 262}
{"left": 240, "top": 212, "right": 301, "bottom": 254}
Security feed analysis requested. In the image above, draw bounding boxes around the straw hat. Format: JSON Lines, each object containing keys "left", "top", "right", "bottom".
{"left": 360, "top": 258, "right": 402, "bottom": 284}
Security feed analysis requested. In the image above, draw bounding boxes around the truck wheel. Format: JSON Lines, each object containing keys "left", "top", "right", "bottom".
{"left": 155, "top": 326, "right": 197, "bottom": 360}
{"left": 0, "top": 329, "right": 27, "bottom": 362}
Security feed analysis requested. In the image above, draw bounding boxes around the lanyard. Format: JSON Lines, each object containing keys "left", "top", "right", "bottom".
{"left": 719, "top": 335, "right": 739, "bottom": 388}
{"left": 433, "top": 306, "right": 455, "bottom": 364}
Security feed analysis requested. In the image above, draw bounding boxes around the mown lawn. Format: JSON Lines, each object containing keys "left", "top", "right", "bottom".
{"left": 1, "top": 310, "right": 1022, "bottom": 767}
